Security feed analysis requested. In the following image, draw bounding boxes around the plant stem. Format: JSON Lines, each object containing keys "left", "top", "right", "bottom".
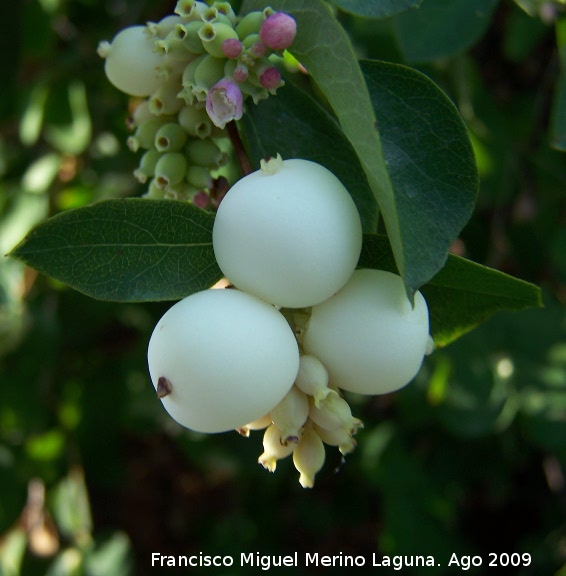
{"left": 227, "top": 121, "right": 252, "bottom": 176}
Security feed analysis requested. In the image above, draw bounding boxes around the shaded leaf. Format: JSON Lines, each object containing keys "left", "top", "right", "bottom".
{"left": 9, "top": 199, "right": 222, "bottom": 302}
{"left": 435, "top": 352, "right": 509, "bottom": 438}
{"left": 83, "top": 533, "right": 132, "bottom": 576}
{"left": 393, "top": 0, "right": 500, "bottom": 62}
{"left": 331, "top": 0, "right": 423, "bottom": 19}
{"left": 362, "top": 59, "right": 478, "bottom": 293}
{"left": 53, "top": 468, "right": 93, "bottom": 544}
{"left": 242, "top": 78, "right": 378, "bottom": 232}
{"left": 44, "top": 82, "right": 92, "bottom": 155}
{"left": 359, "top": 234, "right": 542, "bottom": 347}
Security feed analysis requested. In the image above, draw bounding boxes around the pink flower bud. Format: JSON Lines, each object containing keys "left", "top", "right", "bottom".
{"left": 259, "top": 66, "right": 282, "bottom": 90}
{"left": 222, "top": 38, "right": 243, "bottom": 59}
{"left": 193, "top": 190, "right": 210, "bottom": 208}
{"left": 250, "top": 41, "right": 267, "bottom": 57}
{"left": 259, "top": 12, "right": 297, "bottom": 51}
{"left": 233, "top": 63, "right": 249, "bottom": 83}
{"left": 205, "top": 78, "right": 243, "bottom": 129}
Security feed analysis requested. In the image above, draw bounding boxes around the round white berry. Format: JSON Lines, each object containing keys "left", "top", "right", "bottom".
{"left": 100, "top": 26, "right": 163, "bottom": 97}
{"left": 212, "top": 156, "right": 363, "bottom": 308}
{"left": 303, "top": 269, "right": 430, "bottom": 395}
{"left": 147, "top": 288, "right": 300, "bottom": 433}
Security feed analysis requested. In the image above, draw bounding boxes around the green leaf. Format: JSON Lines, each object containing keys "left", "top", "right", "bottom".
{"left": 393, "top": 0, "right": 500, "bottom": 62}
{"left": 434, "top": 350, "right": 509, "bottom": 438}
{"left": 0, "top": 528, "right": 27, "bottom": 576}
{"left": 8, "top": 199, "right": 222, "bottom": 302}
{"left": 512, "top": 0, "right": 539, "bottom": 16}
{"left": 44, "top": 82, "right": 92, "bottom": 156}
{"left": 359, "top": 234, "right": 542, "bottom": 347}
{"left": 83, "top": 533, "right": 132, "bottom": 576}
{"left": 330, "top": 0, "right": 423, "bottom": 19}
{"left": 242, "top": 78, "right": 378, "bottom": 232}
{"left": 53, "top": 468, "right": 93, "bottom": 544}
{"left": 362, "top": 59, "right": 478, "bottom": 294}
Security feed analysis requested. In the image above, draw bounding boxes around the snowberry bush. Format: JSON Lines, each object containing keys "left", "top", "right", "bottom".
{"left": 10, "top": 0, "right": 542, "bottom": 488}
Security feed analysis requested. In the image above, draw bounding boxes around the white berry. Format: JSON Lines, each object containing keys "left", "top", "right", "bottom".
{"left": 303, "top": 269, "right": 430, "bottom": 395}
{"left": 99, "top": 26, "right": 163, "bottom": 97}
{"left": 212, "top": 156, "right": 363, "bottom": 308}
{"left": 147, "top": 288, "right": 300, "bottom": 433}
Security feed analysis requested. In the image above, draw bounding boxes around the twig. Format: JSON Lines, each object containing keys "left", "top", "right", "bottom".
{"left": 227, "top": 121, "right": 253, "bottom": 176}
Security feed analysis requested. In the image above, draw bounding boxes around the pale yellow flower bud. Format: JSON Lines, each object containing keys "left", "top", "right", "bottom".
{"left": 237, "top": 413, "right": 272, "bottom": 436}
{"left": 313, "top": 423, "right": 357, "bottom": 455}
{"left": 293, "top": 425, "right": 325, "bottom": 488}
{"left": 258, "top": 424, "right": 295, "bottom": 472}
{"left": 294, "top": 354, "right": 336, "bottom": 407}
{"left": 270, "top": 385, "right": 308, "bottom": 445}
{"left": 308, "top": 394, "right": 363, "bottom": 435}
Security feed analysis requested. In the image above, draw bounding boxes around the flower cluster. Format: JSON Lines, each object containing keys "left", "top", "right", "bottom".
{"left": 98, "top": 0, "right": 296, "bottom": 205}
{"left": 240, "top": 354, "right": 363, "bottom": 489}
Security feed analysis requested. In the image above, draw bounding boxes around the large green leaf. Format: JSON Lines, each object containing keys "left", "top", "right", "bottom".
{"left": 359, "top": 234, "right": 542, "bottom": 347}
{"left": 242, "top": 78, "right": 378, "bottom": 232}
{"left": 330, "top": 0, "right": 423, "bottom": 19}
{"left": 393, "top": 0, "right": 500, "bottom": 62}
{"left": 362, "top": 59, "right": 478, "bottom": 291}
{"left": 8, "top": 199, "right": 222, "bottom": 302}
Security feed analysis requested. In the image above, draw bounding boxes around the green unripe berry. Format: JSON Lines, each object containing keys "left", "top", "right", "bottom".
{"left": 127, "top": 116, "right": 169, "bottom": 151}
{"left": 175, "top": 0, "right": 207, "bottom": 21}
{"left": 149, "top": 75, "right": 184, "bottom": 115}
{"left": 180, "top": 54, "right": 207, "bottom": 104}
{"left": 178, "top": 105, "right": 212, "bottom": 138}
{"left": 186, "top": 164, "right": 213, "bottom": 189}
{"left": 146, "top": 15, "right": 183, "bottom": 38}
{"left": 154, "top": 122, "right": 187, "bottom": 152}
{"left": 134, "top": 149, "right": 161, "bottom": 183}
{"left": 181, "top": 21, "right": 206, "bottom": 54}
{"left": 214, "top": 2, "right": 237, "bottom": 26}
{"left": 235, "top": 11, "right": 265, "bottom": 39}
{"left": 186, "top": 138, "right": 227, "bottom": 167}
{"left": 155, "top": 29, "right": 191, "bottom": 61}
{"left": 201, "top": 5, "right": 233, "bottom": 27}
{"left": 199, "top": 22, "right": 240, "bottom": 58}
{"left": 154, "top": 152, "right": 187, "bottom": 189}
{"left": 193, "top": 54, "right": 227, "bottom": 99}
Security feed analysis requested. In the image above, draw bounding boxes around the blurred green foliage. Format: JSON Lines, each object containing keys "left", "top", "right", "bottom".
{"left": 1, "top": 1, "right": 565, "bottom": 575}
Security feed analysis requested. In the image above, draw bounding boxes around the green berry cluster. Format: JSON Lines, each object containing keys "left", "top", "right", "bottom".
{"left": 98, "top": 0, "right": 297, "bottom": 205}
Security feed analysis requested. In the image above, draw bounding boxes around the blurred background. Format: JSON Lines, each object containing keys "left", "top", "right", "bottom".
{"left": 0, "top": 0, "right": 565, "bottom": 574}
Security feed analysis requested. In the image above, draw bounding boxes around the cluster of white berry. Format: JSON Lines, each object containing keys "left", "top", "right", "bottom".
{"left": 98, "top": 0, "right": 296, "bottom": 207}
{"left": 148, "top": 156, "right": 432, "bottom": 488}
